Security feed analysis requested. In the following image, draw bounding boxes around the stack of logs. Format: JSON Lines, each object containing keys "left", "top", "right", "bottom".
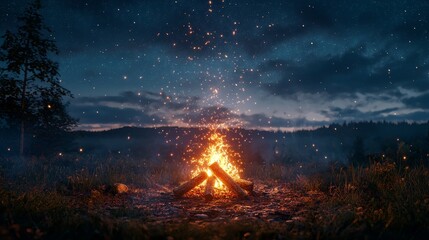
{"left": 173, "top": 162, "right": 254, "bottom": 200}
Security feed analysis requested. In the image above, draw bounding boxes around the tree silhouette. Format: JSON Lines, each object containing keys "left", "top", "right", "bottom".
{"left": 0, "top": 0, "right": 77, "bottom": 156}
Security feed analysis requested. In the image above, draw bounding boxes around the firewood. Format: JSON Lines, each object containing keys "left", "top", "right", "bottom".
{"left": 234, "top": 178, "right": 254, "bottom": 193}
{"left": 204, "top": 176, "right": 216, "bottom": 201}
{"left": 209, "top": 162, "right": 248, "bottom": 199}
{"left": 173, "top": 171, "right": 208, "bottom": 198}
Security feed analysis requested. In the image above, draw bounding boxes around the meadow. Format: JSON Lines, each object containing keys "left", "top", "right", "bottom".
{"left": 1, "top": 152, "right": 428, "bottom": 239}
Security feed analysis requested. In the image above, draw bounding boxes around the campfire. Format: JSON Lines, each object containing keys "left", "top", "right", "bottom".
{"left": 173, "top": 132, "right": 254, "bottom": 200}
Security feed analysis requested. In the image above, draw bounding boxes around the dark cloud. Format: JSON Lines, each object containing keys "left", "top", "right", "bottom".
{"left": 69, "top": 91, "right": 258, "bottom": 127}
{"left": 35, "top": 0, "right": 178, "bottom": 55}
{"left": 180, "top": 106, "right": 234, "bottom": 125}
{"left": 239, "top": 2, "right": 334, "bottom": 56}
{"left": 259, "top": 46, "right": 429, "bottom": 98}
{"left": 152, "top": 0, "right": 335, "bottom": 56}
{"left": 403, "top": 93, "right": 429, "bottom": 110}
{"left": 75, "top": 91, "right": 156, "bottom": 106}
{"left": 70, "top": 105, "right": 159, "bottom": 125}
{"left": 240, "top": 113, "right": 328, "bottom": 129}
{"left": 69, "top": 90, "right": 330, "bottom": 129}
{"left": 75, "top": 91, "right": 196, "bottom": 111}
{"left": 322, "top": 107, "right": 400, "bottom": 122}
{"left": 153, "top": 2, "right": 243, "bottom": 57}
{"left": 296, "top": 3, "right": 333, "bottom": 28}
{"left": 393, "top": 20, "right": 429, "bottom": 43}
{"left": 69, "top": 91, "right": 194, "bottom": 126}
{"left": 392, "top": 111, "right": 429, "bottom": 122}
{"left": 241, "top": 25, "right": 312, "bottom": 56}
{"left": 260, "top": 47, "right": 380, "bottom": 96}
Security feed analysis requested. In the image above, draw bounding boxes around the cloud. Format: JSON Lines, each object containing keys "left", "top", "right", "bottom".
{"left": 257, "top": 45, "right": 429, "bottom": 99}
{"left": 240, "top": 113, "right": 328, "bottom": 129}
{"left": 70, "top": 91, "right": 246, "bottom": 128}
{"left": 179, "top": 105, "right": 236, "bottom": 125}
{"left": 69, "top": 90, "right": 334, "bottom": 130}
{"left": 68, "top": 88, "right": 427, "bottom": 131}
{"left": 241, "top": 25, "right": 312, "bottom": 56}
{"left": 37, "top": 0, "right": 178, "bottom": 55}
{"left": 70, "top": 104, "right": 159, "bottom": 125}
{"left": 69, "top": 91, "right": 193, "bottom": 127}
{"left": 403, "top": 93, "right": 429, "bottom": 110}
{"left": 322, "top": 107, "right": 401, "bottom": 122}
{"left": 239, "top": 2, "right": 334, "bottom": 56}
{"left": 259, "top": 47, "right": 381, "bottom": 96}
{"left": 392, "top": 111, "right": 429, "bottom": 122}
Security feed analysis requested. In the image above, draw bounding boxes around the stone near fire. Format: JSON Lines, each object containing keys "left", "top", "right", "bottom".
{"left": 102, "top": 183, "right": 129, "bottom": 195}
{"left": 114, "top": 183, "right": 129, "bottom": 194}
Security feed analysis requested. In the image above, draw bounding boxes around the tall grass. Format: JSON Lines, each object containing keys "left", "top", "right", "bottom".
{"left": 0, "top": 154, "right": 184, "bottom": 193}
{"left": 308, "top": 162, "right": 429, "bottom": 238}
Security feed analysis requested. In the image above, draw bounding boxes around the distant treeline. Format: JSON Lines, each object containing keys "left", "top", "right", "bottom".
{"left": 1, "top": 121, "right": 429, "bottom": 167}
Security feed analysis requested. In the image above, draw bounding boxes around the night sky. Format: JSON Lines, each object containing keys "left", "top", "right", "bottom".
{"left": 2, "top": 0, "right": 429, "bottom": 131}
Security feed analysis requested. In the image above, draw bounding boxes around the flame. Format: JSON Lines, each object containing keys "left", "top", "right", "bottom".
{"left": 191, "top": 131, "right": 240, "bottom": 190}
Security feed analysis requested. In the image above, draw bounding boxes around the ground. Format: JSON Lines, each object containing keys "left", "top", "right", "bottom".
{"left": 1, "top": 158, "right": 429, "bottom": 239}
{"left": 86, "top": 180, "right": 325, "bottom": 239}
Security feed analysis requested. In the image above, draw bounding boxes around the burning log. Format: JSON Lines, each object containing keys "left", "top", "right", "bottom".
{"left": 234, "top": 178, "right": 254, "bottom": 193}
{"left": 209, "top": 162, "right": 248, "bottom": 199}
{"left": 173, "top": 171, "right": 208, "bottom": 198}
{"left": 204, "top": 176, "right": 216, "bottom": 201}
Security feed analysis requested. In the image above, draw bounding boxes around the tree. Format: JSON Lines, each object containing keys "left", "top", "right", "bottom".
{"left": 0, "top": 76, "right": 21, "bottom": 129}
{"left": 0, "top": 0, "right": 77, "bottom": 156}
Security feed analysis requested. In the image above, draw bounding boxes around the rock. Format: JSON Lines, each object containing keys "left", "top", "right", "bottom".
{"left": 114, "top": 183, "right": 129, "bottom": 194}
{"left": 104, "top": 183, "right": 129, "bottom": 195}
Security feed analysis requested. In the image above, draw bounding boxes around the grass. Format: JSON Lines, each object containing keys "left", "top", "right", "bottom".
{"left": 1, "top": 154, "right": 429, "bottom": 239}
{"left": 294, "top": 162, "right": 429, "bottom": 239}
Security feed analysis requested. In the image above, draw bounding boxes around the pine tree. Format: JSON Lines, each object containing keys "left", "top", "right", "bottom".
{"left": 0, "top": 0, "right": 77, "bottom": 156}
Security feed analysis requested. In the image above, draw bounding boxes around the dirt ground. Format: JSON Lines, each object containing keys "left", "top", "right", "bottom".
{"left": 3, "top": 179, "right": 428, "bottom": 239}
{"left": 133, "top": 181, "right": 321, "bottom": 224}
{"left": 85, "top": 180, "right": 330, "bottom": 239}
